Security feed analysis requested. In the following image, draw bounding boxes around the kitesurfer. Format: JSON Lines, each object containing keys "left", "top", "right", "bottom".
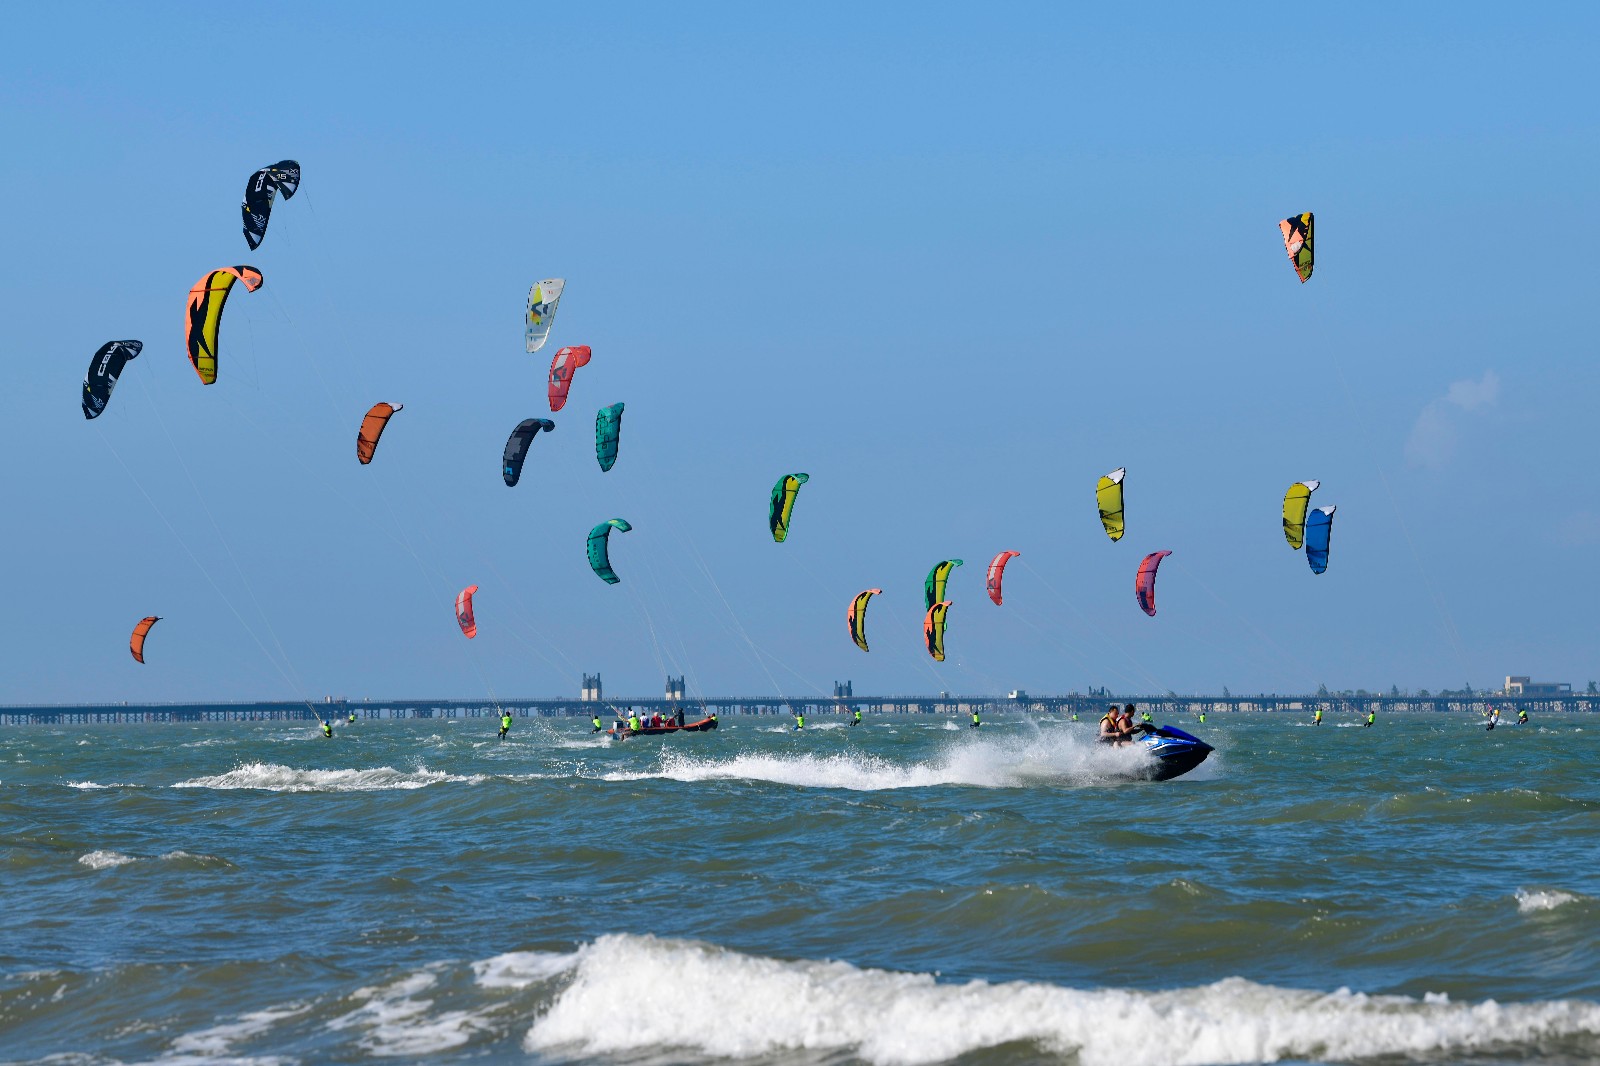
{"left": 1518, "top": 708, "right": 1529, "bottom": 724}
{"left": 592, "top": 714, "right": 603, "bottom": 733}
{"left": 1314, "top": 707, "right": 1323, "bottom": 726}
{"left": 498, "top": 712, "right": 513, "bottom": 739}
{"left": 852, "top": 709, "right": 862, "bottom": 727}
{"left": 1140, "top": 709, "right": 1152, "bottom": 724}
{"left": 1198, "top": 711, "right": 1207, "bottom": 724}
{"left": 794, "top": 712, "right": 805, "bottom": 731}
{"left": 348, "top": 712, "right": 356, "bottom": 725}
{"left": 1365, "top": 710, "right": 1376, "bottom": 728}
{"left": 321, "top": 719, "right": 332, "bottom": 739}
{"left": 971, "top": 710, "right": 981, "bottom": 728}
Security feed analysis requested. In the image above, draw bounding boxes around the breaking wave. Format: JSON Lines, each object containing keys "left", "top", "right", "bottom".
{"left": 173, "top": 762, "right": 482, "bottom": 793}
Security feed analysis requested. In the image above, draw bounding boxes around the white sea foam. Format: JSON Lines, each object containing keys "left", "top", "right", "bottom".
{"left": 523, "top": 934, "right": 1600, "bottom": 1066}
{"left": 173, "top": 762, "right": 482, "bottom": 793}
{"left": 78, "top": 850, "right": 137, "bottom": 870}
{"left": 472, "top": 951, "right": 580, "bottom": 990}
{"left": 67, "top": 780, "right": 110, "bottom": 789}
{"left": 1517, "top": 888, "right": 1581, "bottom": 913}
{"left": 328, "top": 970, "right": 489, "bottom": 1056}
{"left": 605, "top": 730, "right": 1157, "bottom": 791}
{"left": 169, "top": 1005, "right": 304, "bottom": 1060}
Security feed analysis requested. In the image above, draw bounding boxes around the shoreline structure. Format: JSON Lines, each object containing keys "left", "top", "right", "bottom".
{"left": 2, "top": 691, "right": 1593, "bottom": 725}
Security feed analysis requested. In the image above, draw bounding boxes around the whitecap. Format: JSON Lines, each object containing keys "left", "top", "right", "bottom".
{"left": 78, "top": 850, "right": 136, "bottom": 870}
{"left": 472, "top": 951, "right": 579, "bottom": 990}
{"left": 173, "top": 762, "right": 482, "bottom": 793}
{"left": 524, "top": 934, "right": 1600, "bottom": 1066}
{"left": 1517, "top": 888, "right": 1581, "bottom": 913}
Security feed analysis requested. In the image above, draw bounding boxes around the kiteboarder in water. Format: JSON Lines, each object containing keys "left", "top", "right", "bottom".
{"left": 498, "top": 713, "right": 512, "bottom": 739}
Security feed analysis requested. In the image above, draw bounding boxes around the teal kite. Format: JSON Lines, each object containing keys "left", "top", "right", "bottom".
{"left": 596, "top": 403, "right": 625, "bottom": 472}
{"left": 587, "top": 518, "right": 632, "bottom": 584}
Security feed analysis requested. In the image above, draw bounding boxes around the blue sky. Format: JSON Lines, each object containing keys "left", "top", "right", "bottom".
{"left": 2, "top": 3, "right": 1597, "bottom": 703}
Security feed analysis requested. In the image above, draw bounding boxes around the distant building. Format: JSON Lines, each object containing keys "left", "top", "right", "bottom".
{"left": 1008, "top": 690, "right": 1028, "bottom": 700}
{"left": 665, "top": 675, "right": 685, "bottom": 700}
{"left": 833, "top": 681, "right": 852, "bottom": 699}
{"left": 581, "top": 674, "right": 602, "bottom": 702}
{"left": 1504, "top": 676, "right": 1571, "bottom": 697}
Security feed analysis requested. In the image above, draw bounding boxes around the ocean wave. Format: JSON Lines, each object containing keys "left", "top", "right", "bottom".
{"left": 173, "top": 762, "right": 482, "bottom": 793}
{"left": 604, "top": 731, "right": 1159, "bottom": 790}
{"left": 1518, "top": 888, "right": 1582, "bottom": 913}
{"left": 78, "top": 850, "right": 137, "bottom": 870}
{"left": 520, "top": 934, "right": 1600, "bottom": 1066}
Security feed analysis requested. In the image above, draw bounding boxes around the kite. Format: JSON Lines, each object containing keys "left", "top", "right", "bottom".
{"left": 847, "top": 588, "right": 881, "bottom": 652}
{"left": 456, "top": 585, "right": 479, "bottom": 639}
{"left": 356, "top": 403, "right": 402, "bottom": 465}
{"left": 1305, "top": 506, "right": 1336, "bottom": 575}
{"left": 82, "top": 340, "right": 142, "bottom": 420}
{"left": 924, "top": 601, "right": 953, "bottom": 662}
{"left": 1135, "top": 551, "right": 1172, "bottom": 617}
{"left": 924, "top": 559, "right": 964, "bottom": 611}
{"left": 130, "top": 616, "right": 161, "bottom": 664}
{"left": 769, "top": 473, "right": 809, "bottom": 542}
{"left": 525, "top": 279, "right": 566, "bottom": 353}
{"left": 1096, "top": 468, "right": 1126, "bottom": 542}
{"left": 503, "top": 418, "right": 555, "bottom": 487}
{"left": 241, "top": 160, "right": 301, "bottom": 250}
{"left": 548, "top": 345, "right": 591, "bottom": 412}
{"left": 595, "top": 403, "right": 625, "bottom": 472}
{"left": 587, "top": 519, "right": 632, "bottom": 584}
{"left": 184, "top": 266, "right": 263, "bottom": 385}
{"left": 1282, "top": 480, "right": 1321, "bottom": 550}
{"left": 1279, "top": 212, "right": 1314, "bottom": 283}
{"left": 986, "top": 551, "right": 1020, "bottom": 606}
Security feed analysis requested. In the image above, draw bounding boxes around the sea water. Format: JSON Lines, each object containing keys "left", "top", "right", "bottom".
{"left": 1, "top": 711, "right": 1597, "bottom": 1064}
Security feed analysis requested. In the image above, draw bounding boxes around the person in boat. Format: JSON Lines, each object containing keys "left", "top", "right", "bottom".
{"left": 498, "top": 712, "right": 513, "bottom": 739}
{"left": 852, "top": 709, "right": 862, "bottom": 727}
{"left": 627, "top": 709, "right": 640, "bottom": 734}
{"left": 675, "top": 706, "right": 686, "bottom": 727}
{"left": 1314, "top": 707, "right": 1323, "bottom": 726}
{"left": 321, "top": 719, "right": 333, "bottom": 739}
{"left": 1097, "top": 706, "right": 1121, "bottom": 744}
{"left": 592, "top": 714, "right": 603, "bottom": 733}
{"left": 1518, "top": 708, "right": 1529, "bottom": 724}
{"left": 1365, "top": 710, "right": 1376, "bottom": 728}
{"left": 971, "top": 710, "right": 981, "bottom": 728}
{"left": 709, "top": 711, "right": 719, "bottom": 727}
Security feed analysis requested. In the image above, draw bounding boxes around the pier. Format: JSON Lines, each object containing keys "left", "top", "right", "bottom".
{"left": 1, "top": 691, "right": 1595, "bottom": 726}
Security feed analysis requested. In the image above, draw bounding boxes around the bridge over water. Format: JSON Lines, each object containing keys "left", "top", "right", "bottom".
{"left": 2, "top": 692, "right": 1594, "bottom": 726}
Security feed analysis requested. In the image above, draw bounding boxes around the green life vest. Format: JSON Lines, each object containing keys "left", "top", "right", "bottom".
{"left": 593, "top": 716, "right": 602, "bottom": 728}
{"left": 971, "top": 712, "right": 979, "bottom": 723}
{"left": 1140, "top": 712, "right": 1151, "bottom": 722}
{"left": 628, "top": 715, "right": 639, "bottom": 730}
{"left": 321, "top": 722, "right": 331, "bottom": 736}
{"left": 853, "top": 710, "right": 861, "bottom": 721}
{"left": 795, "top": 715, "right": 805, "bottom": 728}
{"left": 501, "top": 715, "right": 512, "bottom": 730}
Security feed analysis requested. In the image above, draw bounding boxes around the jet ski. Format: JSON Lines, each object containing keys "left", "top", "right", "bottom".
{"left": 1137, "top": 725, "right": 1213, "bottom": 781}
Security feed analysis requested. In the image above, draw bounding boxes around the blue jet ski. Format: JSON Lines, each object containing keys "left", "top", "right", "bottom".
{"left": 1137, "top": 725, "right": 1213, "bottom": 781}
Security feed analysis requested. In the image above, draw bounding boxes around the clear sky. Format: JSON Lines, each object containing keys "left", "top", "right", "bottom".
{"left": 2, "top": 3, "right": 1597, "bottom": 704}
